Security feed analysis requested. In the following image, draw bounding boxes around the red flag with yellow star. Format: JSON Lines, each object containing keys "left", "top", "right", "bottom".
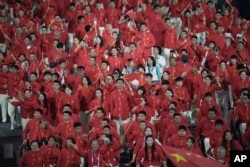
{"left": 162, "top": 146, "right": 225, "bottom": 167}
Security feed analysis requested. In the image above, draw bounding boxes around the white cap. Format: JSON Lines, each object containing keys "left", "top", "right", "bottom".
{"left": 131, "top": 79, "right": 139, "bottom": 86}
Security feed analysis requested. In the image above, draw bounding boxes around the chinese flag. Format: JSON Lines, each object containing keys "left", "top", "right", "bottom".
{"left": 126, "top": 9, "right": 136, "bottom": 20}
{"left": 162, "top": 146, "right": 225, "bottom": 167}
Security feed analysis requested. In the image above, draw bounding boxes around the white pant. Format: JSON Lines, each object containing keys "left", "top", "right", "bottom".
{"left": 22, "top": 118, "right": 30, "bottom": 130}
{"left": 7, "top": 102, "right": 21, "bottom": 124}
{"left": 80, "top": 157, "right": 85, "bottom": 167}
{"left": 114, "top": 118, "right": 131, "bottom": 135}
{"left": 0, "top": 93, "right": 8, "bottom": 122}
{"left": 163, "top": 48, "right": 171, "bottom": 68}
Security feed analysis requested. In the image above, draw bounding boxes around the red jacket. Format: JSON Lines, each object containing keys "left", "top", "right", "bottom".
{"left": 40, "top": 145, "right": 60, "bottom": 167}
{"left": 57, "top": 148, "right": 81, "bottom": 167}
{"left": 19, "top": 150, "right": 43, "bottom": 167}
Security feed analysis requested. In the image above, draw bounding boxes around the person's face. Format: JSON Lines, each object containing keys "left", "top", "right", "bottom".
{"left": 30, "top": 142, "right": 39, "bottom": 152}
{"left": 101, "top": 121, "right": 108, "bottom": 127}
{"left": 66, "top": 139, "right": 73, "bottom": 148}
{"left": 82, "top": 77, "right": 88, "bottom": 86}
{"left": 204, "top": 77, "right": 212, "bottom": 85}
{"left": 92, "top": 140, "right": 99, "bottom": 150}
{"left": 146, "top": 76, "right": 152, "bottom": 83}
{"left": 174, "top": 116, "right": 181, "bottom": 124}
{"left": 89, "top": 58, "right": 95, "bottom": 66}
{"left": 40, "top": 121, "right": 47, "bottom": 129}
{"left": 138, "top": 89, "right": 143, "bottom": 96}
{"left": 240, "top": 72, "right": 247, "bottom": 80}
{"left": 111, "top": 48, "right": 118, "bottom": 56}
{"left": 216, "top": 149, "right": 226, "bottom": 159}
{"left": 169, "top": 110, "right": 175, "bottom": 117}
{"left": 162, "top": 72, "right": 169, "bottom": 80}
{"left": 95, "top": 37, "right": 101, "bottom": 44}
{"left": 186, "top": 139, "right": 194, "bottom": 148}
{"left": 137, "top": 114, "right": 146, "bottom": 121}
{"left": 220, "top": 62, "right": 226, "bottom": 70}
{"left": 63, "top": 106, "right": 71, "bottom": 112}
{"left": 63, "top": 113, "right": 70, "bottom": 121}
{"left": 191, "top": 38, "right": 197, "bottom": 45}
{"left": 48, "top": 138, "right": 56, "bottom": 147}
{"left": 138, "top": 68, "right": 145, "bottom": 74}
{"left": 169, "top": 58, "right": 176, "bottom": 66}
{"left": 38, "top": 94, "right": 45, "bottom": 102}
{"left": 1, "top": 65, "right": 8, "bottom": 72}
{"left": 176, "top": 80, "right": 183, "bottom": 87}
{"left": 96, "top": 90, "right": 102, "bottom": 98}
{"left": 101, "top": 62, "right": 108, "bottom": 70}
{"left": 215, "top": 124, "right": 223, "bottom": 131}
{"left": 140, "top": 25, "right": 147, "bottom": 32}
{"left": 74, "top": 126, "right": 82, "bottom": 134}
{"left": 41, "top": 28, "right": 47, "bottom": 34}
{"left": 73, "top": 38, "right": 79, "bottom": 45}
{"left": 201, "top": 71, "right": 208, "bottom": 78}
{"left": 116, "top": 80, "right": 124, "bottom": 89}
{"left": 129, "top": 44, "right": 136, "bottom": 52}
{"left": 103, "top": 128, "right": 110, "bottom": 134}
{"left": 85, "top": 6, "right": 91, "bottom": 13}
{"left": 29, "top": 54, "right": 36, "bottom": 61}
{"left": 34, "top": 111, "right": 41, "bottom": 119}
{"left": 53, "top": 83, "right": 60, "bottom": 91}
{"left": 208, "top": 111, "right": 216, "bottom": 119}
{"left": 147, "top": 58, "right": 153, "bottom": 65}
{"left": 225, "top": 132, "right": 232, "bottom": 140}
{"left": 145, "top": 128, "right": 152, "bottom": 136}
{"left": 96, "top": 110, "right": 103, "bottom": 118}
{"left": 230, "top": 58, "right": 237, "bottom": 65}
{"left": 241, "top": 95, "right": 249, "bottom": 104}
{"left": 24, "top": 90, "right": 31, "bottom": 98}
{"left": 106, "top": 76, "right": 113, "bottom": 84}
{"left": 205, "top": 96, "right": 212, "bottom": 103}
{"left": 139, "top": 122, "right": 146, "bottom": 131}
{"left": 178, "top": 129, "right": 186, "bottom": 136}
{"left": 65, "top": 87, "right": 72, "bottom": 95}
{"left": 146, "top": 137, "right": 154, "bottom": 146}
{"left": 44, "top": 74, "right": 52, "bottom": 82}
{"left": 29, "top": 74, "right": 37, "bottom": 82}
{"left": 24, "top": 38, "right": 30, "bottom": 46}
{"left": 166, "top": 90, "right": 173, "bottom": 98}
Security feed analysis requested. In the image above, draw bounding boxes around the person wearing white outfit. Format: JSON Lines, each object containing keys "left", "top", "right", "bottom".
{"left": 0, "top": 64, "right": 9, "bottom": 122}
{"left": 152, "top": 46, "right": 166, "bottom": 74}
{"left": 145, "top": 56, "right": 161, "bottom": 83}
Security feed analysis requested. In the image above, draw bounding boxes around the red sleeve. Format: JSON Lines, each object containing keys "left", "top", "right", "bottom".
{"left": 135, "top": 147, "right": 144, "bottom": 166}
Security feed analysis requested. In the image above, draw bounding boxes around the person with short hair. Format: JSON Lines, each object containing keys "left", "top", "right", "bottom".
{"left": 40, "top": 135, "right": 60, "bottom": 167}
{"left": 57, "top": 137, "right": 81, "bottom": 167}
{"left": 19, "top": 140, "right": 43, "bottom": 167}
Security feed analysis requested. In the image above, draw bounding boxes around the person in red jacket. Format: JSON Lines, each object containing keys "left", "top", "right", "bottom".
{"left": 57, "top": 84, "right": 80, "bottom": 115}
{"left": 207, "top": 119, "right": 226, "bottom": 150}
{"left": 31, "top": 119, "right": 55, "bottom": 144}
{"left": 167, "top": 125, "right": 193, "bottom": 149}
{"left": 184, "top": 136, "right": 203, "bottom": 155}
{"left": 57, "top": 137, "right": 81, "bottom": 167}
{"left": 99, "top": 134, "right": 121, "bottom": 166}
{"left": 55, "top": 111, "right": 76, "bottom": 144}
{"left": 136, "top": 135, "right": 167, "bottom": 167}
{"left": 220, "top": 130, "right": 243, "bottom": 163}
{"left": 40, "top": 135, "right": 60, "bottom": 167}
{"left": 19, "top": 140, "right": 44, "bottom": 167}
{"left": 86, "top": 139, "right": 105, "bottom": 167}
{"left": 8, "top": 89, "right": 36, "bottom": 130}
{"left": 163, "top": 113, "right": 189, "bottom": 145}
{"left": 22, "top": 108, "right": 43, "bottom": 145}
{"left": 109, "top": 78, "right": 132, "bottom": 133}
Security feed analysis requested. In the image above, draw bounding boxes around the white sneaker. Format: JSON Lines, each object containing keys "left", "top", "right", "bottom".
{"left": 10, "top": 123, "right": 14, "bottom": 130}
{"left": 2, "top": 119, "right": 7, "bottom": 123}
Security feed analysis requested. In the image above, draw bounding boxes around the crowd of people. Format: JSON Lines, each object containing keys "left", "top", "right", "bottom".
{"left": 0, "top": 0, "right": 250, "bottom": 167}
